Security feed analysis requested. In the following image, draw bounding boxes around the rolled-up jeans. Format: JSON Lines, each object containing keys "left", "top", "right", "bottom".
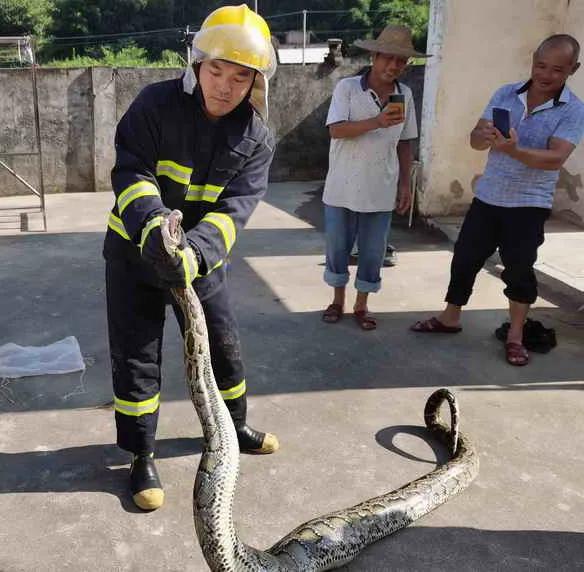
{"left": 324, "top": 204, "right": 392, "bottom": 293}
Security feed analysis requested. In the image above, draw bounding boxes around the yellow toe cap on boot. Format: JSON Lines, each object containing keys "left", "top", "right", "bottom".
{"left": 260, "top": 432, "right": 280, "bottom": 454}
{"left": 133, "top": 488, "right": 164, "bottom": 511}
{"left": 236, "top": 425, "right": 280, "bottom": 454}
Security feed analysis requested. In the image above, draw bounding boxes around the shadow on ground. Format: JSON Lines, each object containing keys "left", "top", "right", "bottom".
{"left": 1, "top": 202, "right": 583, "bottom": 414}
{"left": 0, "top": 437, "right": 203, "bottom": 512}
{"left": 342, "top": 527, "right": 584, "bottom": 571}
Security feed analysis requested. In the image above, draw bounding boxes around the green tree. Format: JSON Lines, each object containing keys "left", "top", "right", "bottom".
{"left": 345, "top": 0, "right": 429, "bottom": 49}
{"left": 44, "top": 0, "right": 163, "bottom": 61}
{"left": 21, "top": 0, "right": 430, "bottom": 66}
{"left": 0, "top": 0, "right": 54, "bottom": 37}
{"left": 253, "top": 0, "right": 429, "bottom": 53}
{"left": 375, "top": 0, "right": 429, "bottom": 48}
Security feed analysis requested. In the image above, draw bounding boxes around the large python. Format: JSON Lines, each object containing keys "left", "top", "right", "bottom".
{"left": 162, "top": 210, "right": 479, "bottom": 572}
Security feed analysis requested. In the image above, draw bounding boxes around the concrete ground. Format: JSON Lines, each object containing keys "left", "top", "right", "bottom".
{"left": 0, "top": 183, "right": 583, "bottom": 571}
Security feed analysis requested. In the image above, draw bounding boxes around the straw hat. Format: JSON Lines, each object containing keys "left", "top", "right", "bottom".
{"left": 354, "top": 25, "right": 431, "bottom": 58}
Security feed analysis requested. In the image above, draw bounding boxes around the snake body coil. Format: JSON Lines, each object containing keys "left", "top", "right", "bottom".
{"left": 164, "top": 211, "right": 479, "bottom": 572}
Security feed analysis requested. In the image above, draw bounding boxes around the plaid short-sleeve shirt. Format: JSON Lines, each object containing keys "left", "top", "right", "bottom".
{"left": 475, "top": 80, "right": 584, "bottom": 209}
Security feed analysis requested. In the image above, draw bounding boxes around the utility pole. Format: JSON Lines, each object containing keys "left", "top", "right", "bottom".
{"left": 302, "top": 9, "right": 307, "bottom": 65}
{"left": 253, "top": 1, "right": 258, "bottom": 12}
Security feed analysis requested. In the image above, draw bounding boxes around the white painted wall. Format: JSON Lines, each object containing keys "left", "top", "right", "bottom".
{"left": 419, "top": 0, "right": 584, "bottom": 223}
{"left": 555, "top": 0, "right": 584, "bottom": 225}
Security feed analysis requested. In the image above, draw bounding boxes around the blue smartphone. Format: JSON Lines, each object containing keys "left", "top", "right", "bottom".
{"left": 492, "top": 107, "right": 511, "bottom": 138}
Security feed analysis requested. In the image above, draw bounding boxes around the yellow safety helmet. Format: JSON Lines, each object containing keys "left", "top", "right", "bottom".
{"left": 186, "top": 4, "right": 277, "bottom": 120}
{"left": 192, "top": 4, "right": 277, "bottom": 80}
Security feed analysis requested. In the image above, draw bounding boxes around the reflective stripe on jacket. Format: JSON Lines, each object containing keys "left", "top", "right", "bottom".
{"left": 103, "top": 78, "right": 274, "bottom": 298}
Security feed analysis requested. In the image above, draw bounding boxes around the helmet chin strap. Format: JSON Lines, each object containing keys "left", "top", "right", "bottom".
{"left": 244, "top": 71, "right": 257, "bottom": 102}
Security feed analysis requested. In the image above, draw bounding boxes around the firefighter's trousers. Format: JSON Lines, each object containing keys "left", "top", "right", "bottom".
{"left": 106, "top": 258, "right": 248, "bottom": 455}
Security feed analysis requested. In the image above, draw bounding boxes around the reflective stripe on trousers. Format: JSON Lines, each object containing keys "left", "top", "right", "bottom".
{"left": 106, "top": 258, "right": 248, "bottom": 454}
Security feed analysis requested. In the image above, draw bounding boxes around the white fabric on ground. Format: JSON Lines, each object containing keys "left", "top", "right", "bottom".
{"left": 0, "top": 336, "right": 85, "bottom": 378}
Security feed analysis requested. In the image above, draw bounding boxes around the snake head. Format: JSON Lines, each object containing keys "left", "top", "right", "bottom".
{"left": 161, "top": 209, "right": 184, "bottom": 256}
{"left": 167, "top": 209, "right": 183, "bottom": 240}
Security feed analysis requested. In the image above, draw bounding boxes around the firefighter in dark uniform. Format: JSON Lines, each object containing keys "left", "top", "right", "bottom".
{"left": 103, "top": 5, "right": 279, "bottom": 511}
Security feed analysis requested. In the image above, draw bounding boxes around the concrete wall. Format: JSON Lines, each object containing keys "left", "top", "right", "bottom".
{"left": 1, "top": 60, "right": 427, "bottom": 196}
{"left": 420, "top": 0, "right": 584, "bottom": 224}
{"left": 0, "top": 68, "right": 95, "bottom": 196}
{"left": 0, "top": 67, "right": 183, "bottom": 196}
{"left": 0, "top": 69, "right": 42, "bottom": 194}
{"left": 556, "top": 1, "right": 584, "bottom": 226}
{"left": 42, "top": 69, "right": 95, "bottom": 195}
{"left": 269, "top": 63, "right": 357, "bottom": 182}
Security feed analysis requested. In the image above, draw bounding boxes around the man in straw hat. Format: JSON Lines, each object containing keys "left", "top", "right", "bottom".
{"left": 321, "top": 25, "right": 430, "bottom": 330}
{"left": 103, "top": 4, "right": 279, "bottom": 511}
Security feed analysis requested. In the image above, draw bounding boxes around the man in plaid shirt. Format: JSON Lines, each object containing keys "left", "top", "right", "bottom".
{"left": 411, "top": 34, "right": 584, "bottom": 366}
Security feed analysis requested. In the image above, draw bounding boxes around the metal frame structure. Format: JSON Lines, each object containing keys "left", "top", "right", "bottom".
{"left": 408, "top": 160, "right": 421, "bottom": 228}
{"left": 0, "top": 36, "right": 47, "bottom": 231}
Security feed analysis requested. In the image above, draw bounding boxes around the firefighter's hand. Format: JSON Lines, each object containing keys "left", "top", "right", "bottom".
{"left": 140, "top": 212, "right": 198, "bottom": 287}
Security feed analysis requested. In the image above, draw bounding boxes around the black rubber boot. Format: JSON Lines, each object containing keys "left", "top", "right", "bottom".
{"left": 236, "top": 424, "right": 279, "bottom": 454}
{"left": 130, "top": 453, "right": 164, "bottom": 510}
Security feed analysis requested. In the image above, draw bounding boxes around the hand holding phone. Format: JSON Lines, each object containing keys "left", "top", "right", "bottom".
{"left": 384, "top": 93, "right": 405, "bottom": 122}
{"left": 492, "top": 107, "right": 511, "bottom": 139}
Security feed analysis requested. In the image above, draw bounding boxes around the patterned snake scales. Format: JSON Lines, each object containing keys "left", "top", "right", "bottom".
{"left": 162, "top": 210, "right": 479, "bottom": 572}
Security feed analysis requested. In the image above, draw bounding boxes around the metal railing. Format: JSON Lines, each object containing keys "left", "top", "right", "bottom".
{"left": 0, "top": 36, "right": 47, "bottom": 231}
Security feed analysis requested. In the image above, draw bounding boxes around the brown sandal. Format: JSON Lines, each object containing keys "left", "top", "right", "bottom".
{"left": 410, "top": 316, "right": 462, "bottom": 334}
{"left": 354, "top": 310, "right": 377, "bottom": 331}
{"left": 322, "top": 303, "right": 343, "bottom": 323}
{"left": 505, "top": 342, "right": 529, "bottom": 366}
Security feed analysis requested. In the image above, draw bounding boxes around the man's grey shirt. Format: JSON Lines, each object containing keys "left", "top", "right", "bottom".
{"left": 476, "top": 80, "right": 584, "bottom": 209}
{"left": 323, "top": 73, "right": 417, "bottom": 213}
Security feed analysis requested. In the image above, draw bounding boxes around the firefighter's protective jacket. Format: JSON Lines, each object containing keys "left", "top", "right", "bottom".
{"left": 103, "top": 76, "right": 274, "bottom": 300}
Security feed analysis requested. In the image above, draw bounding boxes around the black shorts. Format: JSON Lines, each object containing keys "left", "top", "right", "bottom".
{"left": 446, "top": 198, "right": 550, "bottom": 306}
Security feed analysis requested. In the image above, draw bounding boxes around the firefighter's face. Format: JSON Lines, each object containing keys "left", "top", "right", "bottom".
{"left": 199, "top": 59, "right": 255, "bottom": 118}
